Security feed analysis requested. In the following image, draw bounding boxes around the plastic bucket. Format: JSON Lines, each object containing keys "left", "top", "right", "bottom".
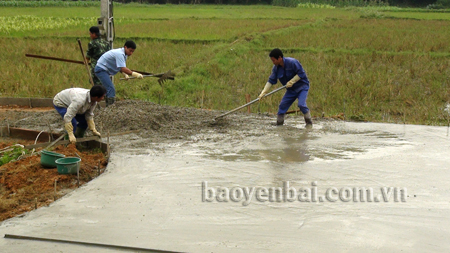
{"left": 55, "top": 157, "right": 81, "bottom": 175}
{"left": 40, "top": 150, "right": 65, "bottom": 168}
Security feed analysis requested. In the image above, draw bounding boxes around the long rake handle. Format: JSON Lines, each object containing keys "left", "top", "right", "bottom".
{"left": 77, "top": 39, "right": 95, "bottom": 86}
{"left": 25, "top": 53, "right": 151, "bottom": 75}
{"left": 214, "top": 85, "right": 286, "bottom": 120}
{"left": 25, "top": 54, "right": 85, "bottom": 65}
{"left": 119, "top": 74, "right": 175, "bottom": 80}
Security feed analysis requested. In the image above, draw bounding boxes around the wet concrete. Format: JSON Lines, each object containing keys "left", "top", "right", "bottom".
{"left": 1, "top": 116, "right": 450, "bottom": 252}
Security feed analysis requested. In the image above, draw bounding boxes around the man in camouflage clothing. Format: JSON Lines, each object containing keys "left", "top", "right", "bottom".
{"left": 85, "top": 26, "right": 110, "bottom": 86}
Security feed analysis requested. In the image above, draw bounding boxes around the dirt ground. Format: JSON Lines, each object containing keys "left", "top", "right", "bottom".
{"left": 0, "top": 141, "right": 107, "bottom": 222}
{"left": 0, "top": 100, "right": 337, "bottom": 222}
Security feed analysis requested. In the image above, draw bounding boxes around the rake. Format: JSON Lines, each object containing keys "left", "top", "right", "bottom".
{"left": 214, "top": 85, "right": 286, "bottom": 120}
{"left": 120, "top": 70, "right": 175, "bottom": 85}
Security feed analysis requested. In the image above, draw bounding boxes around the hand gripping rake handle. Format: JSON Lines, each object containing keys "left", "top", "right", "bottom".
{"left": 214, "top": 85, "right": 286, "bottom": 120}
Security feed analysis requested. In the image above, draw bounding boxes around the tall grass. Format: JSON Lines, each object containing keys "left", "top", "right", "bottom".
{"left": 0, "top": 1, "right": 101, "bottom": 7}
{"left": 280, "top": 0, "right": 389, "bottom": 7}
{"left": 261, "top": 18, "right": 450, "bottom": 53}
{"left": 0, "top": 16, "right": 97, "bottom": 35}
{"left": 1, "top": 5, "right": 450, "bottom": 125}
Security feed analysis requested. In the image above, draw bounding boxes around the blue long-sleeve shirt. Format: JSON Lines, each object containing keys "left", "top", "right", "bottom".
{"left": 268, "top": 57, "right": 309, "bottom": 92}
{"left": 96, "top": 48, "right": 128, "bottom": 76}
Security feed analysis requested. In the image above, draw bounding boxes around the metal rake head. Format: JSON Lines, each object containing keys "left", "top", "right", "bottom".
{"left": 157, "top": 70, "right": 175, "bottom": 86}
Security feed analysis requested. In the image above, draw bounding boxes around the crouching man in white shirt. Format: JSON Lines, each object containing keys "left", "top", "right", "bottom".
{"left": 53, "top": 85, "right": 106, "bottom": 143}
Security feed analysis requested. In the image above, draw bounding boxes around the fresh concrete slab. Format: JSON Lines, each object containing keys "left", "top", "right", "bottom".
{"left": 1, "top": 120, "right": 449, "bottom": 252}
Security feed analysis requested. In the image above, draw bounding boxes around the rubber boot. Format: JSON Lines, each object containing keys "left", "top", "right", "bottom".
{"left": 105, "top": 97, "right": 115, "bottom": 107}
{"left": 276, "top": 114, "right": 285, "bottom": 126}
{"left": 304, "top": 111, "right": 313, "bottom": 129}
{"left": 74, "top": 127, "right": 86, "bottom": 138}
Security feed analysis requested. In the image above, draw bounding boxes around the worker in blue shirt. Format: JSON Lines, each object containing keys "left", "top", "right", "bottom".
{"left": 258, "top": 48, "right": 312, "bottom": 128}
{"left": 95, "top": 40, "right": 143, "bottom": 106}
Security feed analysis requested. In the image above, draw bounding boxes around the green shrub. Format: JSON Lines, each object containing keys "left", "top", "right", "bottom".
{"left": 0, "top": 146, "right": 28, "bottom": 166}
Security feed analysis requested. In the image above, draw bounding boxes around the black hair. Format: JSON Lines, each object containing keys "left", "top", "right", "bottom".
{"left": 269, "top": 48, "right": 283, "bottom": 59}
{"left": 89, "top": 26, "right": 100, "bottom": 37}
{"left": 90, "top": 85, "right": 107, "bottom": 98}
{"left": 124, "top": 40, "right": 137, "bottom": 49}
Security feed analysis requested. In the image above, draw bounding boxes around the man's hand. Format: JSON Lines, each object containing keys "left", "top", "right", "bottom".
{"left": 87, "top": 119, "right": 101, "bottom": 138}
{"left": 123, "top": 73, "right": 130, "bottom": 80}
{"left": 258, "top": 82, "right": 272, "bottom": 99}
{"left": 286, "top": 75, "right": 300, "bottom": 88}
{"left": 64, "top": 123, "right": 76, "bottom": 143}
{"left": 131, "top": 71, "right": 144, "bottom": 79}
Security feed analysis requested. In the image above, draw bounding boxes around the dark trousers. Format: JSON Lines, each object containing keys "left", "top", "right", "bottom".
{"left": 53, "top": 105, "right": 87, "bottom": 132}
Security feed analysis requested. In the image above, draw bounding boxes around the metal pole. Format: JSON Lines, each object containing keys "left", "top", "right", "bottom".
{"left": 214, "top": 85, "right": 286, "bottom": 120}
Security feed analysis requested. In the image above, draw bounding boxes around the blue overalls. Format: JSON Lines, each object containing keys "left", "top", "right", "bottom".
{"left": 268, "top": 57, "right": 310, "bottom": 115}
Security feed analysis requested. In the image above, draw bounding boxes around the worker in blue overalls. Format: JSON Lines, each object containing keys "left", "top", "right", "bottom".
{"left": 258, "top": 48, "right": 312, "bottom": 128}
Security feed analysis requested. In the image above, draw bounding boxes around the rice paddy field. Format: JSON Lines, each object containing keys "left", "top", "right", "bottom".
{"left": 1, "top": 4, "right": 450, "bottom": 125}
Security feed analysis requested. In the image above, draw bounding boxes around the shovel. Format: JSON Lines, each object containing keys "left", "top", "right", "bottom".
{"left": 214, "top": 85, "right": 286, "bottom": 120}
{"left": 120, "top": 70, "right": 175, "bottom": 85}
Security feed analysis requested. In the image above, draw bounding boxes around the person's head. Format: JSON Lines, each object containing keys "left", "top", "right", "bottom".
{"left": 90, "top": 85, "right": 107, "bottom": 102}
{"left": 124, "top": 40, "right": 137, "bottom": 56}
{"left": 89, "top": 26, "right": 100, "bottom": 39}
{"left": 269, "top": 48, "right": 284, "bottom": 66}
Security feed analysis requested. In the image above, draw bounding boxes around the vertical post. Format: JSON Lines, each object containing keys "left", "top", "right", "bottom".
{"left": 245, "top": 94, "right": 251, "bottom": 113}
{"left": 201, "top": 90, "right": 205, "bottom": 109}
{"left": 54, "top": 179, "right": 58, "bottom": 200}
{"left": 100, "top": 0, "right": 114, "bottom": 85}
{"left": 77, "top": 165, "right": 80, "bottom": 188}
{"left": 100, "top": 0, "right": 114, "bottom": 49}
{"left": 107, "top": 131, "right": 110, "bottom": 162}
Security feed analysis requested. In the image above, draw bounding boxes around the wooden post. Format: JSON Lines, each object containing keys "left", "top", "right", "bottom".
{"left": 107, "top": 131, "right": 110, "bottom": 162}
{"left": 245, "top": 94, "right": 251, "bottom": 113}
{"left": 54, "top": 179, "right": 58, "bottom": 200}
{"left": 201, "top": 90, "right": 205, "bottom": 109}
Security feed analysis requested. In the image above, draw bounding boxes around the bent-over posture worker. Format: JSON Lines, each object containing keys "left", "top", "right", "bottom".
{"left": 258, "top": 48, "right": 312, "bottom": 128}
{"left": 94, "top": 40, "right": 143, "bottom": 106}
{"left": 86, "top": 26, "right": 111, "bottom": 86}
{"left": 53, "top": 85, "right": 107, "bottom": 143}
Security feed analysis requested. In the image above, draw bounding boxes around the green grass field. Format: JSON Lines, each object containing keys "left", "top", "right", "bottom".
{"left": 1, "top": 4, "right": 450, "bottom": 125}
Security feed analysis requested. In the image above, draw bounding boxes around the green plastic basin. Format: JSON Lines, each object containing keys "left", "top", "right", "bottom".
{"left": 40, "top": 150, "right": 65, "bottom": 168}
{"left": 55, "top": 157, "right": 81, "bottom": 175}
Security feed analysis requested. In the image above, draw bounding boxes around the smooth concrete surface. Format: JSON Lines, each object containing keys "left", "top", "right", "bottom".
{"left": 1, "top": 121, "right": 450, "bottom": 252}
